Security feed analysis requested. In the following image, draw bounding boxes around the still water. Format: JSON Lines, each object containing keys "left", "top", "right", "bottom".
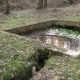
{"left": 38, "top": 35, "right": 79, "bottom": 51}
{"left": 22, "top": 27, "right": 80, "bottom": 57}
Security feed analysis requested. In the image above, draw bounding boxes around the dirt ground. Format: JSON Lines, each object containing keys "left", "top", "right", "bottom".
{"left": 31, "top": 55, "right": 79, "bottom": 80}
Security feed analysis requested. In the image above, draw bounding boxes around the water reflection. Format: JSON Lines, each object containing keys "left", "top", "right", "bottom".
{"left": 38, "top": 35, "right": 79, "bottom": 51}
{"left": 22, "top": 28, "right": 80, "bottom": 56}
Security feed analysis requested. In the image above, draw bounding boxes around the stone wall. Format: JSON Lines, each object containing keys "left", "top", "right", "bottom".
{"left": 5, "top": 20, "right": 80, "bottom": 34}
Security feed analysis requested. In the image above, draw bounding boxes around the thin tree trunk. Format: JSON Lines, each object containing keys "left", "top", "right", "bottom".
{"left": 37, "top": 0, "right": 43, "bottom": 9}
{"left": 4, "top": 0, "right": 10, "bottom": 14}
{"left": 44, "top": 0, "right": 47, "bottom": 8}
{"left": 40, "top": 0, "right": 43, "bottom": 8}
{"left": 68, "top": 0, "right": 74, "bottom": 5}
{"left": 0, "top": 0, "right": 4, "bottom": 5}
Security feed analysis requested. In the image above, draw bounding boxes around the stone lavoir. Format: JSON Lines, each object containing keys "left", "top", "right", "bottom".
{"left": 4, "top": 21, "right": 80, "bottom": 80}
{"left": 22, "top": 27, "right": 80, "bottom": 57}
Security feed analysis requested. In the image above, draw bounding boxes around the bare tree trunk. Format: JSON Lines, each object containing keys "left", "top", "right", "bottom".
{"left": 44, "top": 0, "right": 47, "bottom": 8}
{"left": 4, "top": 0, "right": 10, "bottom": 14}
{"left": 37, "top": 0, "right": 43, "bottom": 9}
{"left": 68, "top": 0, "right": 74, "bottom": 5}
{"left": 0, "top": 0, "right": 4, "bottom": 5}
{"left": 40, "top": 0, "right": 43, "bottom": 8}
{"left": 37, "top": 0, "right": 47, "bottom": 9}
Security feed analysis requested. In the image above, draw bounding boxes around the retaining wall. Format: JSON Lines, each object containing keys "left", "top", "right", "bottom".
{"left": 5, "top": 20, "right": 80, "bottom": 34}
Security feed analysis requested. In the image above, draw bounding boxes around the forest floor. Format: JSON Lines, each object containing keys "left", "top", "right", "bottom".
{"left": 0, "top": 3, "right": 80, "bottom": 31}
{"left": 0, "top": 2, "right": 80, "bottom": 80}
{"left": 31, "top": 55, "right": 80, "bottom": 80}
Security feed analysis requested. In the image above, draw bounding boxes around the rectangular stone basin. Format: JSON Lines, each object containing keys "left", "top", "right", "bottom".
{"left": 21, "top": 27, "right": 80, "bottom": 57}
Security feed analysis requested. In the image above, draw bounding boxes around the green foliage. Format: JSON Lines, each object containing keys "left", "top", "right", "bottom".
{"left": 50, "top": 26, "right": 80, "bottom": 39}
